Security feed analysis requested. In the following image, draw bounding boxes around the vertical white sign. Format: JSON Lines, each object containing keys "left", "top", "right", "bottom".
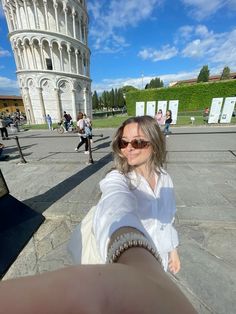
{"left": 168, "top": 100, "right": 179, "bottom": 124}
{"left": 157, "top": 101, "right": 167, "bottom": 116}
{"left": 220, "top": 97, "right": 236, "bottom": 123}
{"left": 146, "top": 101, "right": 156, "bottom": 117}
{"left": 208, "top": 98, "right": 223, "bottom": 123}
{"left": 135, "top": 102, "right": 145, "bottom": 116}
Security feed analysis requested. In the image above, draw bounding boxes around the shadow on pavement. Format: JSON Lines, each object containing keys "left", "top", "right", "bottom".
{"left": 23, "top": 152, "right": 113, "bottom": 214}
{"left": 0, "top": 170, "right": 45, "bottom": 279}
{"left": 93, "top": 136, "right": 110, "bottom": 143}
{"left": 92, "top": 141, "right": 112, "bottom": 152}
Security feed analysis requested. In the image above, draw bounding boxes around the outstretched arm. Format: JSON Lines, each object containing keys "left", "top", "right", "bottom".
{"left": 0, "top": 229, "right": 196, "bottom": 314}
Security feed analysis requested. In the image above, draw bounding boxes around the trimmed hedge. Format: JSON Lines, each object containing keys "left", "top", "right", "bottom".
{"left": 125, "top": 80, "right": 236, "bottom": 116}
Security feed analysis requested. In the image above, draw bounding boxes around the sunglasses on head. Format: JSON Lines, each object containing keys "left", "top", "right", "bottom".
{"left": 119, "top": 139, "right": 150, "bottom": 149}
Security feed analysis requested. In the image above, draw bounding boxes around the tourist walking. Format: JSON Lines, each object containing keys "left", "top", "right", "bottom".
{"left": 83, "top": 113, "right": 93, "bottom": 142}
{"left": 63, "top": 111, "right": 71, "bottom": 131}
{"left": 46, "top": 114, "right": 53, "bottom": 130}
{"left": 0, "top": 116, "right": 9, "bottom": 140}
{"left": 75, "top": 112, "right": 89, "bottom": 154}
{"left": 164, "top": 110, "right": 172, "bottom": 136}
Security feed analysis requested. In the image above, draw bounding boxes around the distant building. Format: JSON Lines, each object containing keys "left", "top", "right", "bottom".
{"left": 170, "top": 72, "right": 236, "bottom": 87}
{"left": 2, "top": 0, "right": 92, "bottom": 124}
{"left": 0, "top": 95, "right": 24, "bottom": 115}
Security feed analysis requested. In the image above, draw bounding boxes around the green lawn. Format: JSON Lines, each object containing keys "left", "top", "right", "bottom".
{"left": 22, "top": 114, "right": 236, "bottom": 129}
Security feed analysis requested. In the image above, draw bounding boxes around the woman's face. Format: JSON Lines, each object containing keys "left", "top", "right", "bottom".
{"left": 120, "top": 123, "right": 152, "bottom": 172}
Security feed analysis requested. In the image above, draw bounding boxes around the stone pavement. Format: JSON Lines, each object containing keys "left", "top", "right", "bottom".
{"left": 0, "top": 125, "right": 236, "bottom": 314}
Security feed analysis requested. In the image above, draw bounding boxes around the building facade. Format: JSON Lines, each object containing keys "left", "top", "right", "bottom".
{"left": 2, "top": 0, "right": 92, "bottom": 124}
{"left": 170, "top": 72, "right": 236, "bottom": 87}
{"left": 0, "top": 95, "right": 24, "bottom": 115}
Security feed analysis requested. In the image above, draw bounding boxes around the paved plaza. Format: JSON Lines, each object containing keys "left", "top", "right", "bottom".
{"left": 0, "top": 125, "right": 236, "bottom": 314}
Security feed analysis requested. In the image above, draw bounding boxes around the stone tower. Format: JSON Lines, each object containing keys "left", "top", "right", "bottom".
{"left": 2, "top": 0, "right": 92, "bottom": 124}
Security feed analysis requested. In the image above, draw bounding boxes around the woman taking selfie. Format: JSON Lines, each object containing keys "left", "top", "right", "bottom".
{"left": 0, "top": 116, "right": 196, "bottom": 314}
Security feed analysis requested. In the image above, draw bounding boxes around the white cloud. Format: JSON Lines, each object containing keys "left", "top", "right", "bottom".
{"left": 91, "top": 69, "right": 200, "bottom": 93}
{"left": 0, "top": 47, "right": 11, "bottom": 57}
{"left": 181, "top": 0, "right": 224, "bottom": 19}
{"left": 180, "top": 25, "right": 236, "bottom": 70}
{"left": 195, "top": 25, "right": 212, "bottom": 37}
{"left": 138, "top": 45, "right": 178, "bottom": 62}
{"left": 0, "top": 2, "right": 4, "bottom": 17}
{"left": 181, "top": 0, "right": 236, "bottom": 20}
{"left": 210, "top": 29, "right": 236, "bottom": 68}
{"left": 176, "top": 25, "right": 194, "bottom": 42}
{"left": 0, "top": 76, "right": 19, "bottom": 95}
{"left": 88, "top": 0, "right": 163, "bottom": 52}
{"left": 0, "top": 76, "right": 18, "bottom": 88}
{"left": 182, "top": 37, "right": 217, "bottom": 58}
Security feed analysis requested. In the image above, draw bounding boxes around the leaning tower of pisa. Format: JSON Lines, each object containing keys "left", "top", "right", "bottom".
{"left": 2, "top": 0, "right": 92, "bottom": 124}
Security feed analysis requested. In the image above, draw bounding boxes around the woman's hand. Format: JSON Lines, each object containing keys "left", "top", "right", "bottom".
{"left": 168, "top": 248, "right": 181, "bottom": 274}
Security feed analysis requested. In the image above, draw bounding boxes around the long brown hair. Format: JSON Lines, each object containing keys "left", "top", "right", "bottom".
{"left": 77, "top": 112, "right": 83, "bottom": 121}
{"left": 112, "top": 116, "right": 166, "bottom": 174}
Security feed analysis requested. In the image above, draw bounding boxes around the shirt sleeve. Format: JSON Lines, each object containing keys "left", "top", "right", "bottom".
{"left": 93, "top": 170, "right": 148, "bottom": 261}
{"left": 158, "top": 171, "right": 179, "bottom": 251}
{"left": 170, "top": 224, "right": 179, "bottom": 249}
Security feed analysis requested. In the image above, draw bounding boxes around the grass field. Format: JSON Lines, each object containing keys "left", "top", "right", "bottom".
{"left": 22, "top": 114, "right": 236, "bottom": 130}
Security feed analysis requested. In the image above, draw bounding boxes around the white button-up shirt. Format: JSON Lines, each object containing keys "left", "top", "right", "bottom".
{"left": 93, "top": 169, "right": 179, "bottom": 271}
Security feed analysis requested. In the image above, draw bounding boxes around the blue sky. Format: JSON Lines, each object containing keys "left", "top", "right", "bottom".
{"left": 0, "top": 0, "right": 236, "bottom": 95}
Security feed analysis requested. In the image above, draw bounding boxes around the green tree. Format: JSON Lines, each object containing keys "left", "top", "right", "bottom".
{"left": 220, "top": 66, "right": 231, "bottom": 80}
{"left": 92, "top": 91, "right": 99, "bottom": 110}
{"left": 117, "top": 88, "right": 125, "bottom": 108}
{"left": 101, "top": 91, "right": 109, "bottom": 109}
{"left": 110, "top": 88, "right": 115, "bottom": 108}
{"left": 97, "top": 88, "right": 126, "bottom": 110}
{"left": 145, "top": 77, "right": 164, "bottom": 89}
{"left": 197, "top": 65, "right": 210, "bottom": 82}
{"left": 122, "top": 85, "right": 138, "bottom": 93}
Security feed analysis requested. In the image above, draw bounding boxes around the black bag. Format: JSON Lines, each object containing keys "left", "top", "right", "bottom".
{"left": 77, "top": 127, "right": 85, "bottom": 134}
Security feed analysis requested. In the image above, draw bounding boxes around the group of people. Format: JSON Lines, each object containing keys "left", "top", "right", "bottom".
{"left": 0, "top": 110, "right": 25, "bottom": 140}
{"left": 155, "top": 109, "right": 173, "bottom": 136}
{"left": 0, "top": 115, "right": 196, "bottom": 313}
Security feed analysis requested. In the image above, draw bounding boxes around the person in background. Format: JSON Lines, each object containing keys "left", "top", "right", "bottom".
{"left": 155, "top": 109, "right": 164, "bottom": 126}
{"left": 63, "top": 111, "right": 70, "bottom": 131}
{"left": 164, "top": 110, "right": 172, "bottom": 137}
{"left": 83, "top": 113, "right": 93, "bottom": 143}
{"left": 13, "top": 109, "right": 21, "bottom": 132}
{"left": 0, "top": 116, "right": 9, "bottom": 140}
{"left": 75, "top": 112, "right": 89, "bottom": 154}
{"left": 46, "top": 114, "right": 53, "bottom": 131}
{"left": 203, "top": 107, "right": 209, "bottom": 123}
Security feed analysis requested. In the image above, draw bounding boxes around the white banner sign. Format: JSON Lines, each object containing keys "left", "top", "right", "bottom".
{"left": 208, "top": 98, "right": 223, "bottom": 123}
{"left": 146, "top": 101, "right": 156, "bottom": 117}
{"left": 157, "top": 101, "right": 167, "bottom": 116}
{"left": 168, "top": 100, "right": 179, "bottom": 124}
{"left": 220, "top": 97, "right": 236, "bottom": 123}
{"left": 135, "top": 102, "right": 145, "bottom": 116}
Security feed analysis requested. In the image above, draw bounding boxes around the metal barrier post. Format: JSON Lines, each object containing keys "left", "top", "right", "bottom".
{"left": 15, "top": 136, "right": 27, "bottom": 163}
{"left": 88, "top": 138, "right": 93, "bottom": 164}
{"left": 87, "top": 134, "right": 103, "bottom": 164}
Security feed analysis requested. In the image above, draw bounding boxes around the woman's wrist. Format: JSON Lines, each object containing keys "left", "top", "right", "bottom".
{"left": 107, "top": 228, "right": 162, "bottom": 266}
